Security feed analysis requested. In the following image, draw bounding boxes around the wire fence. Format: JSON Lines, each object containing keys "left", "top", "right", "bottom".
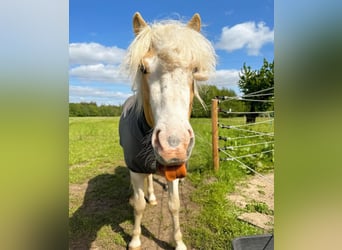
{"left": 211, "top": 87, "right": 274, "bottom": 182}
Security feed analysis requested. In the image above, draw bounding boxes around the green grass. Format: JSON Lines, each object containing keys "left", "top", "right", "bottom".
{"left": 69, "top": 116, "right": 274, "bottom": 249}
{"left": 69, "top": 117, "right": 125, "bottom": 183}
{"left": 185, "top": 117, "right": 273, "bottom": 249}
{"left": 245, "top": 201, "right": 274, "bottom": 215}
{"left": 217, "top": 117, "right": 274, "bottom": 174}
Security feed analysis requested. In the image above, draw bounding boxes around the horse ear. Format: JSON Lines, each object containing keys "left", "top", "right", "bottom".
{"left": 187, "top": 13, "right": 201, "bottom": 32}
{"left": 133, "top": 12, "right": 148, "bottom": 36}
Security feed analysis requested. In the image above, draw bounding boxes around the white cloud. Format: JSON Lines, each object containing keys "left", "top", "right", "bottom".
{"left": 210, "top": 69, "right": 241, "bottom": 91}
{"left": 69, "top": 63, "right": 129, "bottom": 83}
{"left": 68, "top": 42, "right": 132, "bottom": 104}
{"left": 69, "top": 42, "right": 126, "bottom": 65}
{"left": 69, "top": 85, "right": 131, "bottom": 105}
{"left": 215, "top": 21, "right": 274, "bottom": 56}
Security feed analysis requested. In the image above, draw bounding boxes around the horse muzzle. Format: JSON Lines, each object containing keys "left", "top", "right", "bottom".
{"left": 152, "top": 126, "right": 194, "bottom": 181}
{"left": 152, "top": 129, "right": 194, "bottom": 165}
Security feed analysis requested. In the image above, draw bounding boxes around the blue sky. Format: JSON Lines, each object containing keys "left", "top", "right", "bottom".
{"left": 69, "top": 0, "right": 274, "bottom": 105}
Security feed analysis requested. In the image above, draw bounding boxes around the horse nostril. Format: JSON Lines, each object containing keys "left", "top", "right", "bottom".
{"left": 167, "top": 135, "right": 180, "bottom": 148}
{"left": 154, "top": 129, "right": 162, "bottom": 149}
{"left": 188, "top": 129, "right": 194, "bottom": 138}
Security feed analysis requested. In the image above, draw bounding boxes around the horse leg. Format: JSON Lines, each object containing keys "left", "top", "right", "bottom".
{"left": 168, "top": 179, "right": 187, "bottom": 250}
{"left": 146, "top": 174, "right": 157, "bottom": 205}
{"left": 129, "top": 171, "right": 146, "bottom": 250}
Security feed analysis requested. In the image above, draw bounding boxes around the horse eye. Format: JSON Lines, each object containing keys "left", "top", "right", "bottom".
{"left": 192, "top": 67, "right": 199, "bottom": 73}
{"left": 139, "top": 64, "right": 148, "bottom": 74}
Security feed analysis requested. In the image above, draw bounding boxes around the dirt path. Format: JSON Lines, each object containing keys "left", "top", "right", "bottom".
{"left": 135, "top": 175, "right": 196, "bottom": 249}
{"left": 69, "top": 169, "right": 197, "bottom": 250}
{"left": 70, "top": 169, "right": 273, "bottom": 249}
{"left": 122, "top": 175, "right": 196, "bottom": 250}
{"left": 227, "top": 172, "right": 274, "bottom": 231}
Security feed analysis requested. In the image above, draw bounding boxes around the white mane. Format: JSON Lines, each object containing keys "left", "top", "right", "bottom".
{"left": 122, "top": 19, "right": 217, "bottom": 112}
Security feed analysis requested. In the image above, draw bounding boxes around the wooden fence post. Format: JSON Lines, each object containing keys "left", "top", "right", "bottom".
{"left": 211, "top": 99, "right": 219, "bottom": 171}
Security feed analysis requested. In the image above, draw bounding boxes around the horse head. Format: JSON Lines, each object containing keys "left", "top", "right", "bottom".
{"left": 126, "top": 12, "right": 216, "bottom": 180}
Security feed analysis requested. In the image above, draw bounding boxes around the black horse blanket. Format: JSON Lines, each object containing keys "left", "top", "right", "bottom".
{"left": 119, "top": 105, "right": 157, "bottom": 174}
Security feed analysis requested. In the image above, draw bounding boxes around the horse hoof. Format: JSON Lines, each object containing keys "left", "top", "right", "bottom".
{"left": 149, "top": 199, "right": 157, "bottom": 206}
{"left": 128, "top": 246, "right": 142, "bottom": 250}
{"left": 175, "top": 241, "right": 187, "bottom": 250}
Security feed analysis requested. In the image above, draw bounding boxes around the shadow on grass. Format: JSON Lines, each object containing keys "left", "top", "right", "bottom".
{"left": 69, "top": 166, "right": 172, "bottom": 249}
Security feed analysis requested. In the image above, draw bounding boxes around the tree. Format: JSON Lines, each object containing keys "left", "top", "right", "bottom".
{"left": 190, "top": 85, "right": 245, "bottom": 118}
{"left": 238, "top": 59, "right": 274, "bottom": 123}
{"left": 69, "top": 102, "right": 123, "bottom": 117}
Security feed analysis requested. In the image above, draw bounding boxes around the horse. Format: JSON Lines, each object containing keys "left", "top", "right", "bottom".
{"left": 119, "top": 12, "right": 216, "bottom": 250}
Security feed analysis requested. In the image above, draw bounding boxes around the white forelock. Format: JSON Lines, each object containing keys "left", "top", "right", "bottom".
{"left": 122, "top": 19, "right": 217, "bottom": 112}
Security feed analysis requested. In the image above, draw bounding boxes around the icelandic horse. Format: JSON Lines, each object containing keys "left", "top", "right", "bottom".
{"left": 119, "top": 12, "right": 216, "bottom": 250}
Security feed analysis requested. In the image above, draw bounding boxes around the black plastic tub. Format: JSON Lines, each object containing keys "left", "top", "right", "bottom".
{"left": 232, "top": 234, "right": 274, "bottom": 250}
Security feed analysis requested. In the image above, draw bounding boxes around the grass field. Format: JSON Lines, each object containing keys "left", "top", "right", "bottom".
{"left": 69, "top": 116, "right": 274, "bottom": 249}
